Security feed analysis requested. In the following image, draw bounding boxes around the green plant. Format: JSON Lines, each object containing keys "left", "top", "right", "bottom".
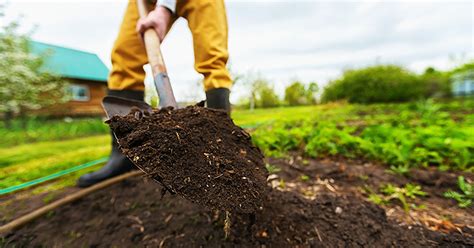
{"left": 265, "top": 163, "right": 281, "bottom": 174}
{"left": 368, "top": 192, "right": 388, "bottom": 205}
{"left": 444, "top": 176, "right": 473, "bottom": 208}
{"left": 300, "top": 175, "right": 310, "bottom": 182}
{"left": 279, "top": 179, "right": 286, "bottom": 189}
{"left": 252, "top": 99, "right": 474, "bottom": 172}
{"left": 389, "top": 164, "right": 410, "bottom": 175}
{"left": 368, "top": 183, "right": 427, "bottom": 212}
{"left": 403, "top": 183, "right": 428, "bottom": 199}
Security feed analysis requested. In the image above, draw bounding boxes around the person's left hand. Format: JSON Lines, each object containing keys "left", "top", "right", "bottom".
{"left": 136, "top": 6, "right": 172, "bottom": 42}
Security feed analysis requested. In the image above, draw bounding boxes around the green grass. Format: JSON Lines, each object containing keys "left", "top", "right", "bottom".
{"left": 232, "top": 105, "right": 318, "bottom": 127}
{"left": 0, "top": 117, "right": 109, "bottom": 148}
{"left": 0, "top": 135, "right": 110, "bottom": 189}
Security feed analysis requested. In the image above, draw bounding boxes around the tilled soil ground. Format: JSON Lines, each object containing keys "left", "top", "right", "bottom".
{"left": 268, "top": 155, "right": 474, "bottom": 230}
{"left": 108, "top": 106, "right": 268, "bottom": 213}
{"left": 2, "top": 157, "right": 473, "bottom": 247}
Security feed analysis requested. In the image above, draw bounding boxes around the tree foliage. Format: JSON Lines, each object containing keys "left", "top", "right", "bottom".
{"left": 321, "top": 65, "right": 423, "bottom": 103}
{"left": 449, "top": 60, "right": 474, "bottom": 75}
{"left": 0, "top": 7, "right": 68, "bottom": 124}
{"left": 284, "top": 81, "right": 318, "bottom": 106}
{"left": 419, "top": 67, "right": 450, "bottom": 98}
{"left": 252, "top": 78, "right": 280, "bottom": 108}
{"left": 238, "top": 72, "right": 280, "bottom": 109}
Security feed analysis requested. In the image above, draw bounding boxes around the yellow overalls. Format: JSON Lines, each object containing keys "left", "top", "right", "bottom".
{"left": 108, "top": 0, "right": 232, "bottom": 92}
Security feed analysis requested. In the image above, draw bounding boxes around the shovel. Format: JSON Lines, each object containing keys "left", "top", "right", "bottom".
{"left": 102, "top": 0, "right": 178, "bottom": 119}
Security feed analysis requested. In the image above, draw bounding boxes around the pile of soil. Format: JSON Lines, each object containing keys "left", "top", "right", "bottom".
{"left": 3, "top": 176, "right": 472, "bottom": 247}
{"left": 107, "top": 105, "right": 268, "bottom": 213}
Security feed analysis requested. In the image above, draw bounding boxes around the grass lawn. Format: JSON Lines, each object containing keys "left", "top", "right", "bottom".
{"left": 1, "top": 99, "right": 472, "bottom": 195}
{"left": 0, "top": 136, "right": 110, "bottom": 192}
{"left": 232, "top": 105, "right": 318, "bottom": 127}
{"left": 0, "top": 117, "right": 108, "bottom": 148}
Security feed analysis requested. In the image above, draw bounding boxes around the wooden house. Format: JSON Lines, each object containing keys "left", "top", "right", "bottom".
{"left": 31, "top": 41, "right": 109, "bottom": 116}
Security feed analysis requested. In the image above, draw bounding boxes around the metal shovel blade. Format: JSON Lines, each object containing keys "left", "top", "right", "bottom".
{"left": 102, "top": 96, "right": 153, "bottom": 119}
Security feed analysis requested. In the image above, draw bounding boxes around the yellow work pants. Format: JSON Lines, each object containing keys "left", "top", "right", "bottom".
{"left": 108, "top": 0, "right": 232, "bottom": 92}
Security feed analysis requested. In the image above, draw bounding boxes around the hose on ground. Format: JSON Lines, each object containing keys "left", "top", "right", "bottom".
{"left": 0, "top": 157, "right": 108, "bottom": 195}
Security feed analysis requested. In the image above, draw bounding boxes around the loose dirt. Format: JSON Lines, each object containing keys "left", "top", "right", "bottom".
{"left": 267, "top": 155, "right": 474, "bottom": 230}
{"left": 3, "top": 175, "right": 473, "bottom": 247}
{"left": 2, "top": 157, "right": 473, "bottom": 247}
{"left": 107, "top": 105, "right": 268, "bottom": 213}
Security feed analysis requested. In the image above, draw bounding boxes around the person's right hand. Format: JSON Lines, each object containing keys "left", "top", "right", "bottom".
{"left": 136, "top": 6, "right": 172, "bottom": 42}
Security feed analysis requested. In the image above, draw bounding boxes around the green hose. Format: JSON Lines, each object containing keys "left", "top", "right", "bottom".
{"left": 0, "top": 157, "right": 108, "bottom": 195}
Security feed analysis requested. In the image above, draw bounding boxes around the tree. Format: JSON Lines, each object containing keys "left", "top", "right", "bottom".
{"left": 0, "top": 7, "right": 68, "bottom": 127}
{"left": 256, "top": 81, "right": 280, "bottom": 108}
{"left": 237, "top": 71, "right": 281, "bottom": 109}
{"left": 306, "top": 82, "right": 319, "bottom": 104}
{"left": 237, "top": 71, "right": 280, "bottom": 110}
{"left": 419, "top": 67, "right": 450, "bottom": 98}
{"left": 284, "top": 81, "right": 319, "bottom": 106}
{"left": 284, "top": 81, "right": 306, "bottom": 106}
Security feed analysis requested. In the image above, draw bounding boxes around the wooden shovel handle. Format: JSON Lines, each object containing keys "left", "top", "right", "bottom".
{"left": 136, "top": 0, "right": 167, "bottom": 76}
{"left": 136, "top": 0, "right": 178, "bottom": 109}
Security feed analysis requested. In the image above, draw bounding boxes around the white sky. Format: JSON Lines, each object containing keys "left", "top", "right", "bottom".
{"left": 2, "top": 0, "right": 473, "bottom": 103}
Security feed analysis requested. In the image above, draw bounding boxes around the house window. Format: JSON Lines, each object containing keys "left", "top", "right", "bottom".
{"left": 69, "top": 84, "right": 90, "bottom": 101}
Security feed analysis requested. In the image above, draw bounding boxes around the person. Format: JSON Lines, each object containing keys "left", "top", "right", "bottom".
{"left": 77, "top": 0, "right": 232, "bottom": 187}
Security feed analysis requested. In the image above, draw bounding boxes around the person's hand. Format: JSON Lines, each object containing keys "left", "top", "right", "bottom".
{"left": 136, "top": 6, "right": 172, "bottom": 42}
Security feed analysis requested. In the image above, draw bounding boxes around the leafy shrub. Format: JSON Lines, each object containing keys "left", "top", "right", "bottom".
{"left": 321, "top": 65, "right": 423, "bottom": 103}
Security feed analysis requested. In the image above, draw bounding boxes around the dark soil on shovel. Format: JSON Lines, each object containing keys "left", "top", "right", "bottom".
{"left": 107, "top": 105, "right": 268, "bottom": 213}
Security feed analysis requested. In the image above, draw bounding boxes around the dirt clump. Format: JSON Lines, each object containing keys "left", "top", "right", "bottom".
{"left": 107, "top": 105, "right": 268, "bottom": 213}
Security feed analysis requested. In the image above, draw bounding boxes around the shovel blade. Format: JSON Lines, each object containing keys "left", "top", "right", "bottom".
{"left": 102, "top": 96, "right": 153, "bottom": 119}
